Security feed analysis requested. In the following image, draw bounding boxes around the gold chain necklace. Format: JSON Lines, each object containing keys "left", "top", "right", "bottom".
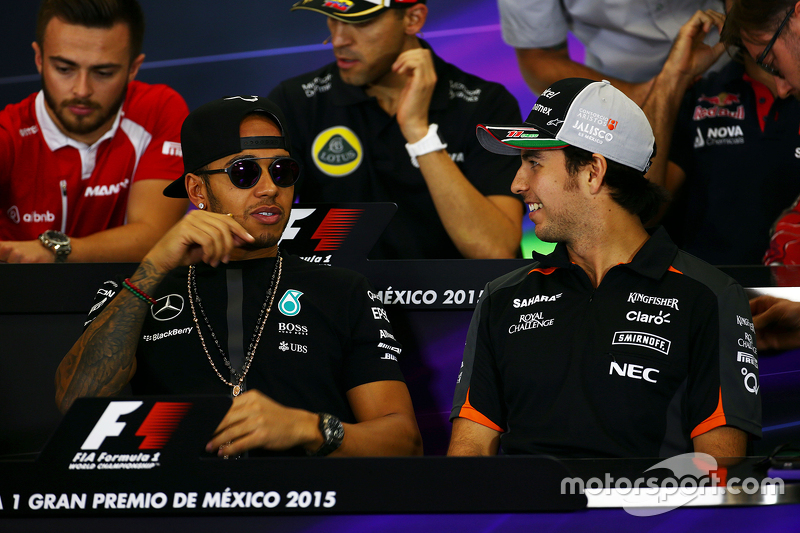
{"left": 187, "top": 253, "right": 282, "bottom": 396}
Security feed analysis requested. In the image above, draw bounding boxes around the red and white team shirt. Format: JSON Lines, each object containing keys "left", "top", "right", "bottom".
{"left": 0, "top": 80, "right": 188, "bottom": 240}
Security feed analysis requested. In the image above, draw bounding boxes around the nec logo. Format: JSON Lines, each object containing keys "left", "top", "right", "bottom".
{"left": 81, "top": 401, "right": 192, "bottom": 450}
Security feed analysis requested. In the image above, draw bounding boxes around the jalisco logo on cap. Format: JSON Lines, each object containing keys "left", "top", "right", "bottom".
{"left": 312, "top": 126, "right": 363, "bottom": 177}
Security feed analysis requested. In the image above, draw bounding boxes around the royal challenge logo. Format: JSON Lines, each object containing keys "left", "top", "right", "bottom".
{"left": 312, "top": 126, "right": 363, "bottom": 177}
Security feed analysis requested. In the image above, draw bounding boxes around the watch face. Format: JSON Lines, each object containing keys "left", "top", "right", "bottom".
{"left": 323, "top": 415, "right": 344, "bottom": 442}
{"left": 44, "top": 230, "right": 69, "bottom": 245}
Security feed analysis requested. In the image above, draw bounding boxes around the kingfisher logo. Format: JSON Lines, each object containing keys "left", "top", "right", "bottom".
{"left": 312, "top": 126, "right": 363, "bottom": 177}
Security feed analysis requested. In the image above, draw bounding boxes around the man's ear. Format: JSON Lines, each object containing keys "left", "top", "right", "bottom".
{"left": 404, "top": 4, "right": 427, "bottom": 35}
{"left": 186, "top": 173, "right": 207, "bottom": 208}
{"left": 32, "top": 41, "right": 43, "bottom": 75}
{"left": 128, "top": 53, "right": 145, "bottom": 82}
{"left": 587, "top": 154, "right": 608, "bottom": 194}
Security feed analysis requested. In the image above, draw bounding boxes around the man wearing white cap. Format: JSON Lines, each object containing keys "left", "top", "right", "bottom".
{"left": 448, "top": 78, "right": 761, "bottom": 458}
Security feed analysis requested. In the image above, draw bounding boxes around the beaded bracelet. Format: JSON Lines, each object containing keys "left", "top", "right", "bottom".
{"left": 122, "top": 278, "right": 157, "bottom": 306}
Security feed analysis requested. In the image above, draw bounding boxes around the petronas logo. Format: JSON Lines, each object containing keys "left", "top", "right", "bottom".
{"left": 312, "top": 126, "right": 363, "bottom": 177}
{"left": 278, "top": 289, "right": 304, "bottom": 317}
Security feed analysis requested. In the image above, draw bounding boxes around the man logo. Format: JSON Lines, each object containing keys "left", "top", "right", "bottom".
{"left": 151, "top": 294, "right": 184, "bottom": 321}
{"left": 279, "top": 289, "right": 304, "bottom": 316}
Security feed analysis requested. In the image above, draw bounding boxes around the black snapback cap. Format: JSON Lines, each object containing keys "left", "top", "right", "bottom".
{"left": 163, "top": 96, "right": 291, "bottom": 198}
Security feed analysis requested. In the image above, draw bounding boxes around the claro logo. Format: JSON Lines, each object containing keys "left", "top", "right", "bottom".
{"left": 82, "top": 401, "right": 192, "bottom": 450}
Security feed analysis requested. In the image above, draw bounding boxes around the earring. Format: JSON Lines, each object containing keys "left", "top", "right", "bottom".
{"left": 198, "top": 203, "right": 205, "bottom": 210}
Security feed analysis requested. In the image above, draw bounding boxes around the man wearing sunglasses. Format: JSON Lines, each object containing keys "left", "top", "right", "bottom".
{"left": 55, "top": 96, "right": 423, "bottom": 458}
{"left": 268, "top": 0, "right": 524, "bottom": 259}
{"left": 641, "top": 6, "right": 800, "bottom": 265}
{"left": 0, "top": 0, "right": 189, "bottom": 263}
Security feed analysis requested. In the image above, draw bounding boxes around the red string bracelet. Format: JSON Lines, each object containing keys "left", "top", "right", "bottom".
{"left": 122, "top": 278, "right": 157, "bottom": 306}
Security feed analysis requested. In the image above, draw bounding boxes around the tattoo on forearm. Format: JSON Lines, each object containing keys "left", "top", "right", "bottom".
{"left": 57, "top": 259, "right": 165, "bottom": 410}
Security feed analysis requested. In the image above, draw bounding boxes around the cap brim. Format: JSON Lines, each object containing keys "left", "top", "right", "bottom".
{"left": 163, "top": 176, "right": 188, "bottom": 198}
{"left": 291, "top": 1, "right": 387, "bottom": 23}
{"left": 476, "top": 124, "right": 569, "bottom": 155}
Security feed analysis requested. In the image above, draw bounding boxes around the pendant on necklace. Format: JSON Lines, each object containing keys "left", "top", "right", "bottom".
{"left": 232, "top": 384, "right": 242, "bottom": 397}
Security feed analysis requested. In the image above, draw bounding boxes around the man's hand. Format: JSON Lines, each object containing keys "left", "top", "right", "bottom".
{"left": 206, "top": 390, "right": 320, "bottom": 456}
{"left": 393, "top": 48, "right": 437, "bottom": 143}
{"left": 143, "top": 210, "right": 256, "bottom": 275}
{"left": 0, "top": 239, "right": 56, "bottom": 263}
{"left": 661, "top": 9, "right": 727, "bottom": 85}
{"left": 750, "top": 295, "right": 800, "bottom": 351}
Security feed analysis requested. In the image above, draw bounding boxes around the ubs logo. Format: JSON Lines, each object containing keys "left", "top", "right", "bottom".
{"left": 151, "top": 294, "right": 184, "bottom": 321}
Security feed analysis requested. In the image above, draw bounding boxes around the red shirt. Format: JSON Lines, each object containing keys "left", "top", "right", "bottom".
{"left": 0, "top": 80, "right": 188, "bottom": 240}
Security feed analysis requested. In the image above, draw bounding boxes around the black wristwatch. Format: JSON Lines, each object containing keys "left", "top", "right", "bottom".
{"left": 38, "top": 230, "right": 72, "bottom": 262}
{"left": 309, "top": 413, "right": 344, "bottom": 456}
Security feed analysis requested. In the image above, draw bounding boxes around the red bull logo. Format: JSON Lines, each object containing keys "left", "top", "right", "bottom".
{"left": 697, "top": 92, "right": 741, "bottom": 107}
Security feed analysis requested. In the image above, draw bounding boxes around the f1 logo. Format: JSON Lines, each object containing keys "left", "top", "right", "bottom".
{"left": 81, "top": 401, "right": 142, "bottom": 450}
{"left": 279, "top": 208, "right": 315, "bottom": 243}
{"left": 81, "top": 401, "right": 192, "bottom": 450}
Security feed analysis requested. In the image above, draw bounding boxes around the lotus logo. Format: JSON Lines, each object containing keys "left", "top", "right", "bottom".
{"left": 151, "top": 294, "right": 184, "bottom": 321}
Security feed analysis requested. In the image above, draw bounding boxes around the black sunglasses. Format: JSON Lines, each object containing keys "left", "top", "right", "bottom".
{"left": 756, "top": 7, "right": 795, "bottom": 78}
{"left": 205, "top": 156, "right": 300, "bottom": 189}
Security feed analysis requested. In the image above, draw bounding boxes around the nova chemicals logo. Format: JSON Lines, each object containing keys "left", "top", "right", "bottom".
{"left": 279, "top": 289, "right": 304, "bottom": 316}
{"left": 312, "top": 126, "right": 362, "bottom": 177}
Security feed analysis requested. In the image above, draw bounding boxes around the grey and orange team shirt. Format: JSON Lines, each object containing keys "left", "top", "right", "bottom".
{"left": 451, "top": 227, "right": 761, "bottom": 457}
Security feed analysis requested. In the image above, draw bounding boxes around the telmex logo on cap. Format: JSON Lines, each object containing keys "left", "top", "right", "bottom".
{"left": 312, "top": 126, "right": 363, "bottom": 177}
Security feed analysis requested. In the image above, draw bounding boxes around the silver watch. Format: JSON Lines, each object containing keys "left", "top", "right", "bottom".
{"left": 38, "top": 230, "right": 72, "bottom": 263}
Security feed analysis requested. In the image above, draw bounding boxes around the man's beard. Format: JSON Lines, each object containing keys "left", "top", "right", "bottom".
{"left": 206, "top": 186, "right": 284, "bottom": 250}
{"left": 42, "top": 76, "right": 127, "bottom": 137}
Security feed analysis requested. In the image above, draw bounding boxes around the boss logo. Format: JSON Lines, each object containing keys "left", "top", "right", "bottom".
{"left": 278, "top": 322, "right": 309, "bottom": 335}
